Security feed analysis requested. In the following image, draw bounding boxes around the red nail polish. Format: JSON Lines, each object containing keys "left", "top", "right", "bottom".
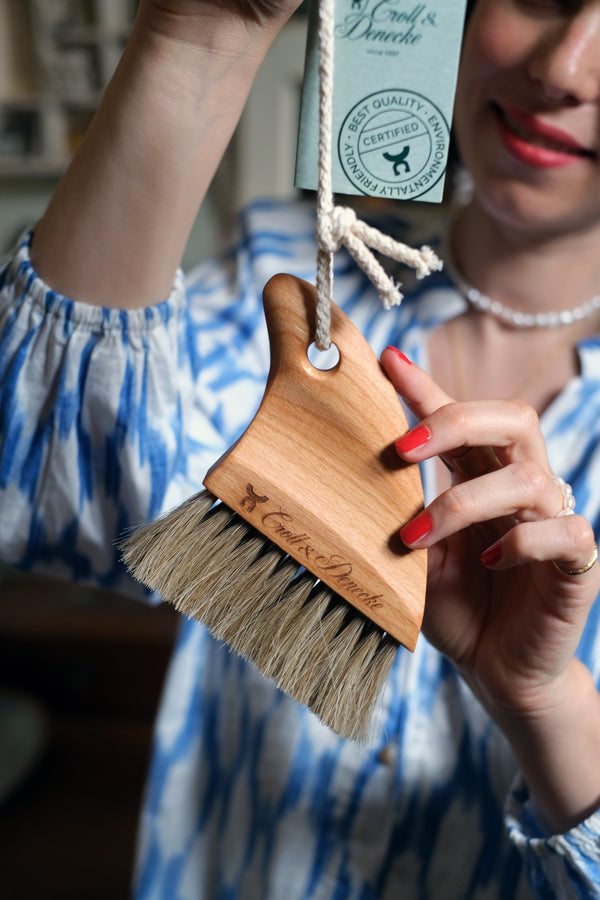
{"left": 400, "top": 511, "right": 433, "bottom": 545}
{"left": 481, "top": 541, "right": 502, "bottom": 567}
{"left": 395, "top": 425, "right": 431, "bottom": 453}
{"left": 385, "top": 346, "right": 412, "bottom": 365}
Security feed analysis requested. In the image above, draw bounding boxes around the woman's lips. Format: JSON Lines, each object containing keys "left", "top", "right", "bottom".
{"left": 493, "top": 102, "right": 596, "bottom": 168}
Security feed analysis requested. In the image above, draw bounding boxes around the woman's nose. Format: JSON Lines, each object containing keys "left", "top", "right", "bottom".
{"left": 528, "top": 9, "right": 600, "bottom": 105}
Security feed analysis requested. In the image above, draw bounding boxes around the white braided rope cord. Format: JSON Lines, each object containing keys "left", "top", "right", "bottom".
{"left": 314, "top": 0, "right": 443, "bottom": 351}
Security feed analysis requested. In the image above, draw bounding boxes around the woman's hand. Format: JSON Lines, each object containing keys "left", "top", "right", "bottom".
{"left": 381, "top": 346, "right": 600, "bottom": 832}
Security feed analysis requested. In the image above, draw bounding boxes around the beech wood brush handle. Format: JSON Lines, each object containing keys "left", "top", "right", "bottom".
{"left": 204, "top": 273, "right": 426, "bottom": 651}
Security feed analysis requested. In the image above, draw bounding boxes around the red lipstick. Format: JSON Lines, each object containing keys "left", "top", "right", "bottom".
{"left": 494, "top": 103, "right": 595, "bottom": 169}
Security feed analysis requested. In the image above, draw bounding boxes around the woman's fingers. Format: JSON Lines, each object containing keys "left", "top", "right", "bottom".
{"left": 381, "top": 346, "right": 452, "bottom": 419}
{"left": 382, "top": 345, "right": 591, "bottom": 572}
{"left": 395, "top": 398, "right": 551, "bottom": 471}
{"left": 381, "top": 346, "right": 551, "bottom": 470}
{"left": 398, "top": 462, "right": 567, "bottom": 547}
{"left": 481, "top": 516, "right": 599, "bottom": 583}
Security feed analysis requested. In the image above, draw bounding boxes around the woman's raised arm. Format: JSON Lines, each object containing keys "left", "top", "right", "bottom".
{"left": 30, "top": 0, "right": 303, "bottom": 309}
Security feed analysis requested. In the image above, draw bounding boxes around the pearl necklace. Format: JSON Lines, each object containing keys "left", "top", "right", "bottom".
{"left": 444, "top": 245, "right": 600, "bottom": 329}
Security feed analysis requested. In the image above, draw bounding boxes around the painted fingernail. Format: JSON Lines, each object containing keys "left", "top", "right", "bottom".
{"left": 384, "top": 346, "right": 412, "bottom": 364}
{"left": 481, "top": 541, "right": 502, "bottom": 567}
{"left": 395, "top": 425, "right": 431, "bottom": 454}
{"left": 399, "top": 510, "right": 433, "bottom": 546}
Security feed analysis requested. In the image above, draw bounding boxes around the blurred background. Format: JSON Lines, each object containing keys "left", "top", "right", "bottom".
{"left": 0, "top": 1, "right": 308, "bottom": 897}
{"left": 0, "top": 0, "right": 309, "bottom": 262}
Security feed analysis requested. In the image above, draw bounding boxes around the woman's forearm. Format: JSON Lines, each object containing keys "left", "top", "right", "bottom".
{"left": 488, "top": 660, "right": 600, "bottom": 834}
{"left": 31, "top": 3, "right": 294, "bottom": 309}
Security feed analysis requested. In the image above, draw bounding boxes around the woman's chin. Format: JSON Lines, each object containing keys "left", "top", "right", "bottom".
{"left": 472, "top": 179, "right": 593, "bottom": 240}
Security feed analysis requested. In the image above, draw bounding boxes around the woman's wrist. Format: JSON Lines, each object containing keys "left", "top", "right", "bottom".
{"left": 482, "top": 660, "right": 600, "bottom": 833}
{"left": 135, "top": 0, "right": 301, "bottom": 64}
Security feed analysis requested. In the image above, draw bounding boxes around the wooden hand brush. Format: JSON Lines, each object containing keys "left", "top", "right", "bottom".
{"left": 122, "top": 273, "right": 427, "bottom": 741}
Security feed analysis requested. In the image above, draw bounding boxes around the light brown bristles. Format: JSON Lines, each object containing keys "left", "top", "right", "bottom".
{"left": 123, "top": 489, "right": 399, "bottom": 742}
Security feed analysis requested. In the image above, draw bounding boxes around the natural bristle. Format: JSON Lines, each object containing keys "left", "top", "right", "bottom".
{"left": 122, "top": 489, "right": 399, "bottom": 741}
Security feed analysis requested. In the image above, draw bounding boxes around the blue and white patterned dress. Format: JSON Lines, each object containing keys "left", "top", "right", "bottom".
{"left": 2, "top": 200, "right": 600, "bottom": 899}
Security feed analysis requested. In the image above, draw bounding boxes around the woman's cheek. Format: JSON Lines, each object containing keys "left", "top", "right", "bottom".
{"left": 466, "top": 1, "right": 533, "bottom": 73}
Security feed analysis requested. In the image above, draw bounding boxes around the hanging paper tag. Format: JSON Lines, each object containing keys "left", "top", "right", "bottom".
{"left": 295, "top": 0, "right": 468, "bottom": 203}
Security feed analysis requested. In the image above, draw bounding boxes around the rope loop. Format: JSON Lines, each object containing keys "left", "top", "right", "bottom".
{"left": 316, "top": 203, "right": 443, "bottom": 315}
{"left": 315, "top": 0, "right": 442, "bottom": 350}
{"left": 316, "top": 206, "right": 358, "bottom": 254}
{"left": 330, "top": 206, "right": 357, "bottom": 250}
{"left": 315, "top": 210, "right": 340, "bottom": 255}
{"left": 314, "top": 0, "right": 442, "bottom": 346}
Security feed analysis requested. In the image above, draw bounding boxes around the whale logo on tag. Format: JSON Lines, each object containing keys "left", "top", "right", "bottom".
{"left": 338, "top": 88, "right": 450, "bottom": 199}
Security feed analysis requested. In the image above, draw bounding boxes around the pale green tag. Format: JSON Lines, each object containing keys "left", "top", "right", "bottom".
{"left": 295, "top": 0, "right": 468, "bottom": 203}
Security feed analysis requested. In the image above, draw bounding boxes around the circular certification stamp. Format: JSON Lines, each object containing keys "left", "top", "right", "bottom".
{"left": 338, "top": 89, "right": 450, "bottom": 199}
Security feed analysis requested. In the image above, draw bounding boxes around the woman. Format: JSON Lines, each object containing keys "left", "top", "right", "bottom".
{"left": 1, "top": 0, "right": 600, "bottom": 896}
